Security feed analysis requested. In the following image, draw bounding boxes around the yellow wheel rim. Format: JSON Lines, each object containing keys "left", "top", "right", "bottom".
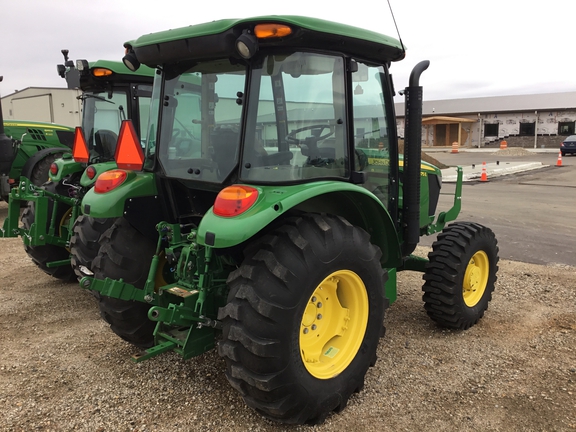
{"left": 299, "top": 270, "right": 368, "bottom": 379}
{"left": 58, "top": 207, "right": 74, "bottom": 252}
{"left": 154, "top": 252, "right": 171, "bottom": 289}
{"left": 463, "top": 251, "right": 489, "bottom": 307}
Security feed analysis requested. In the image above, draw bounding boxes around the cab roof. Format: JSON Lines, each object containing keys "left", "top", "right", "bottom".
{"left": 126, "top": 15, "right": 406, "bottom": 67}
{"left": 87, "top": 60, "right": 155, "bottom": 77}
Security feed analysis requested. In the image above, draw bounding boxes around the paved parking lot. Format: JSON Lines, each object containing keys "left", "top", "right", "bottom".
{"left": 421, "top": 148, "right": 576, "bottom": 266}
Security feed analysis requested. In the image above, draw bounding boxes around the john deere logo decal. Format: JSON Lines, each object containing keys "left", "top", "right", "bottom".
{"left": 324, "top": 346, "right": 339, "bottom": 358}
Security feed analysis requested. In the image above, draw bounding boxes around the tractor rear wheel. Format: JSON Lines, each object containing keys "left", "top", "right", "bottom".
{"left": 218, "top": 214, "right": 387, "bottom": 424}
{"left": 69, "top": 215, "right": 116, "bottom": 279}
{"left": 30, "top": 153, "right": 62, "bottom": 186}
{"left": 92, "top": 218, "right": 161, "bottom": 348}
{"left": 422, "top": 221, "right": 499, "bottom": 330}
{"left": 21, "top": 181, "right": 76, "bottom": 282}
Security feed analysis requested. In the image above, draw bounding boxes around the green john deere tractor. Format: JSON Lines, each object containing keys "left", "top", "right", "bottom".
{"left": 0, "top": 54, "right": 154, "bottom": 281}
{"left": 0, "top": 78, "right": 74, "bottom": 203}
{"left": 79, "top": 16, "right": 499, "bottom": 424}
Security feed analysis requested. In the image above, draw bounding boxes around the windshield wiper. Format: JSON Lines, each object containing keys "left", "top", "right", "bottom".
{"left": 77, "top": 93, "right": 116, "bottom": 104}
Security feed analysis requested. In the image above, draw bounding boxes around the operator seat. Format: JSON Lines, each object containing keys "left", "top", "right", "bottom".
{"left": 94, "top": 130, "right": 118, "bottom": 161}
{"left": 210, "top": 128, "right": 239, "bottom": 176}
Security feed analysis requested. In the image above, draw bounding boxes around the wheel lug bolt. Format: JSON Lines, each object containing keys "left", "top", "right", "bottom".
{"left": 311, "top": 296, "right": 317, "bottom": 302}
{"left": 317, "top": 314, "right": 322, "bottom": 319}
{"left": 303, "top": 328, "right": 309, "bottom": 334}
{"left": 311, "top": 324, "right": 317, "bottom": 330}
{"left": 317, "top": 302, "right": 322, "bottom": 308}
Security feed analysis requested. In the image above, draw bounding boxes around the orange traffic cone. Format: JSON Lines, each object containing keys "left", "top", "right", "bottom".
{"left": 500, "top": 140, "right": 507, "bottom": 150}
{"left": 451, "top": 142, "right": 459, "bottom": 153}
{"left": 480, "top": 161, "right": 488, "bottom": 182}
{"left": 556, "top": 151, "right": 563, "bottom": 167}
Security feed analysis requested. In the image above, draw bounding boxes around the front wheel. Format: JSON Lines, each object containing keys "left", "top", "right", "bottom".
{"left": 422, "top": 221, "right": 499, "bottom": 330}
{"left": 218, "top": 214, "right": 387, "bottom": 424}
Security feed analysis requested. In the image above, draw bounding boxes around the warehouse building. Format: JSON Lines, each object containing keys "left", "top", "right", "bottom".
{"left": 395, "top": 91, "right": 576, "bottom": 148}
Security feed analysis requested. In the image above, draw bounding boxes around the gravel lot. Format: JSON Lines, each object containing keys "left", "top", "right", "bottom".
{"left": 1, "top": 202, "right": 575, "bottom": 431}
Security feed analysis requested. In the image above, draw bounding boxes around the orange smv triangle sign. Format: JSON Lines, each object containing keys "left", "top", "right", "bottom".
{"left": 114, "top": 120, "right": 144, "bottom": 170}
{"left": 72, "top": 127, "right": 90, "bottom": 163}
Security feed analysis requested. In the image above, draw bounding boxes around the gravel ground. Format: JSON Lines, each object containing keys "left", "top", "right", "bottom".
{"left": 1, "top": 205, "right": 575, "bottom": 431}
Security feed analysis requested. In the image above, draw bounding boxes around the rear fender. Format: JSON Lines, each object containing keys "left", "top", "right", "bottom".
{"left": 49, "top": 156, "right": 83, "bottom": 182}
{"left": 79, "top": 161, "right": 118, "bottom": 188}
{"left": 21, "top": 147, "right": 71, "bottom": 180}
{"left": 197, "top": 182, "right": 402, "bottom": 268}
{"left": 81, "top": 171, "right": 157, "bottom": 218}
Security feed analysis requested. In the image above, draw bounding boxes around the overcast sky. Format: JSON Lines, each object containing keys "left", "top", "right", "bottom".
{"left": 1, "top": 0, "right": 574, "bottom": 102}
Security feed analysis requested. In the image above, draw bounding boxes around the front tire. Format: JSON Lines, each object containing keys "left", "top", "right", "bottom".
{"left": 422, "top": 222, "right": 499, "bottom": 329}
{"left": 218, "top": 214, "right": 387, "bottom": 424}
{"left": 21, "top": 181, "right": 76, "bottom": 282}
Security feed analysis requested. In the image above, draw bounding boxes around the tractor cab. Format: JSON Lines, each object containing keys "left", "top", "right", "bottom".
{"left": 111, "top": 19, "right": 406, "bottom": 235}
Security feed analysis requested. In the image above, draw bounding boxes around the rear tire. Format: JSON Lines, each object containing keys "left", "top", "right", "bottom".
{"left": 30, "top": 153, "right": 62, "bottom": 186}
{"left": 92, "top": 218, "right": 158, "bottom": 348}
{"left": 218, "top": 214, "right": 387, "bottom": 424}
{"left": 70, "top": 215, "right": 116, "bottom": 279}
{"left": 21, "top": 181, "right": 76, "bottom": 282}
{"left": 422, "top": 222, "right": 499, "bottom": 330}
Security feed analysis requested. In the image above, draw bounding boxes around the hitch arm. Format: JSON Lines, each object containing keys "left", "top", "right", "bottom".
{"left": 426, "top": 166, "right": 463, "bottom": 235}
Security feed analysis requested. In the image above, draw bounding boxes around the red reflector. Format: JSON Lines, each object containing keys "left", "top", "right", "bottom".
{"left": 86, "top": 165, "right": 97, "bottom": 180}
{"left": 72, "top": 127, "right": 90, "bottom": 163}
{"left": 114, "top": 120, "right": 144, "bottom": 170}
{"left": 50, "top": 163, "right": 58, "bottom": 175}
{"left": 94, "top": 170, "right": 127, "bottom": 193}
{"left": 213, "top": 185, "right": 258, "bottom": 217}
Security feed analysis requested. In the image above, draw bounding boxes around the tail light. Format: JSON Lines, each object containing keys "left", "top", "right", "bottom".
{"left": 213, "top": 185, "right": 258, "bottom": 217}
{"left": 94, "top": 170, "right": 128, "bottom": 193}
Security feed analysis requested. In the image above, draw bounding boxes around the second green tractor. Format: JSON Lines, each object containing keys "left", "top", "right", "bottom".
{"left": 1, "top": 54, "right": 154, "bottom": 281}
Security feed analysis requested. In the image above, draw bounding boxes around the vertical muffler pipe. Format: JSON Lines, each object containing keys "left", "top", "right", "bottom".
{"left": 402, "top": 60, "right": 429, "bottom": 256}
{"left": 0, "top": 76, "right": 17, "bottom": 176}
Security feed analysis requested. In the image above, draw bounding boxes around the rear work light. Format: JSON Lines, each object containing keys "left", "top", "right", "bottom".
{"left": 94, "top": 170, "right": 127, "bottom": 193}
{"left": 213, "top": 185, "right": 258, "bottom": 217}
{"left": 72, "top": 127, "right": 90, "bottom": 163}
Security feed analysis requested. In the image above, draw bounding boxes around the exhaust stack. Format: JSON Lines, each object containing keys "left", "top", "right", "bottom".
{"left": 402, "top": 60, "right": 429, "bottom": 256}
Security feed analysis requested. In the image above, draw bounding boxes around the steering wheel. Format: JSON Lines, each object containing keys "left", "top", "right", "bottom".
{"left": 285, "top": 125, "right": 334, "bottom": 146}
{"left": 175, "top": 138, "right": 196, "bottom": 157}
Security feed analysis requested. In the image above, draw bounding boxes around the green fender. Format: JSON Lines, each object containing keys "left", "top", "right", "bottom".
{"left": 79, "top": 161, "right": 118, "bottom": 188}
{"left": 50, "top": 158, "right": 119, "bottom": 187}
{"left": 197, "top": 182, "right": 403, "bottom": 268}
{"left": 81, "top": 171, "right": 157, "bottom": 218}
{"left": 49, "top": 155, "right": 83, "bottom": 182}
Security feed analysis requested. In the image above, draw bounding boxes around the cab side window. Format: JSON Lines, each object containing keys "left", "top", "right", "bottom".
{"left": 352, "top": 62, "right": 391, "bottom": 206}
